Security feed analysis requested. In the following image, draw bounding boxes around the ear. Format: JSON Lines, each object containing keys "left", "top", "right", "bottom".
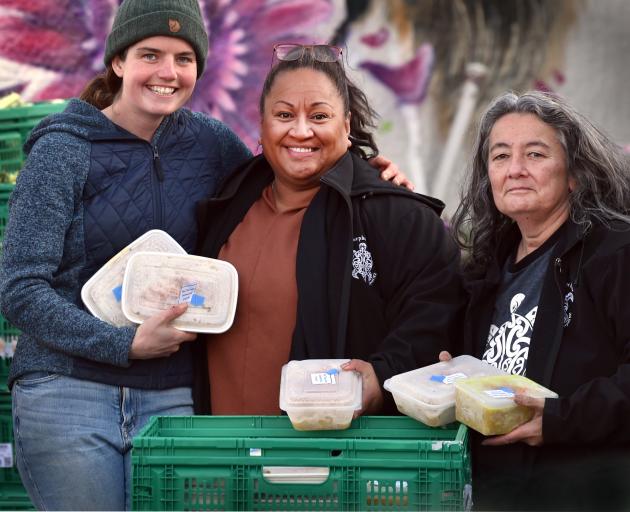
{"left": 111, "top": 55, "right": 124, "bottom": 78}
{"left": 568, "top": 174, "right": 577, "bottom": 193}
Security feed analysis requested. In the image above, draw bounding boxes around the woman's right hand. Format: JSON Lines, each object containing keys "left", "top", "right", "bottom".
{"left": 129, "top": 303, "right": 197, "bottom": 359}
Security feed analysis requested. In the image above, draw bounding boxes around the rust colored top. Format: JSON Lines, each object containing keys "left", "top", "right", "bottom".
{"left": 207, "top": 183, "right": 316, "bottom": 414}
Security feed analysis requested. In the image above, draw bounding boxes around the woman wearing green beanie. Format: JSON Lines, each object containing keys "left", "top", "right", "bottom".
{"left": 0, "top": 0, "right": 409, "bottom": 510}
{"left": 1, "top": 1, "right": 247, "bottom": 510}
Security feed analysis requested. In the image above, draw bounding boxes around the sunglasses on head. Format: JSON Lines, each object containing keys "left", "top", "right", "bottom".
{"left": 272, "top": 43, "right": 343, "bottom": 64}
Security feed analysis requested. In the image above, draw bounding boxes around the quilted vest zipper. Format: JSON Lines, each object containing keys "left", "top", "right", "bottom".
{"left": 153, "top": 145, "right": 165, "bottom": 181}
{"left": 152, "top": 144, "right": 165, "bottom": 228}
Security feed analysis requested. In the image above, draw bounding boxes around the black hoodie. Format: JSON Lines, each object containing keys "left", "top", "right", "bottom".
{"left": 463, "top": 219, "right": 630, "bottom": 511}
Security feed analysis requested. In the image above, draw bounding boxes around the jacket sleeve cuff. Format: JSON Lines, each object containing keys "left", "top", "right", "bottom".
{"left": 542, "top": 397, "right": 564, "bottom": 444}
{"left": 117, "top": 326, "right": 137, "bottom": 367}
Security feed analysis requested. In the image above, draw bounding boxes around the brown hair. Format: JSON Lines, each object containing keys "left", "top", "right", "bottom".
{"left": 79, "top": 49, "right": 128, "bottom": 109}
{"left": 79, "top": 65, "right": 122, "bottom": 110}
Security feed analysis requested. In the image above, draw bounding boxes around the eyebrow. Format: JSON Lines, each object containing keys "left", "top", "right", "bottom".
{"left": 272, "top": 100, "right": 335, "bottom": 109}
{"left": 489, "top": 140, "right": 552, "bottom": 152}
{"left": 134, "top": 47, "right": 195, "bottom": 56}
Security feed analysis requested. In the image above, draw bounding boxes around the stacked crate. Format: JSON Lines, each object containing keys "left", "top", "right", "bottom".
{"left": 0, "top": 100, "right": 67, "bottom": 510}
{"left": 0, "top": 100, "right": 67, "bottom": 184}
{"left": 132, "top": 415, "right": 472, "bottom": 511}
{"left": 0, "top": 317, "right": 29, "bottom": 509}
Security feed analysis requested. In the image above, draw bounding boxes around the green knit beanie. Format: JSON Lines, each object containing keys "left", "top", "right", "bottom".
{"left": 104, "top": 0, "right": 209, "bottom": 77}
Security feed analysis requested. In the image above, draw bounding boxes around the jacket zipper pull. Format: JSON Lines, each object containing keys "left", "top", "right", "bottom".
{"left": 153, "top": 145, "right": 165, "bottom": 182}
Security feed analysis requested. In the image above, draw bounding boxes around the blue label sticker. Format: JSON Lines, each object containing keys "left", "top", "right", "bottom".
{"left": 178, "top": 282, "right": 198, "bottom": 304}
{"left": 327, "top": 368, "right": 339, "bottom": 375}
{"left": 499, "top": 386, "right": 515, "bottom": 394}
{"left": 112, "top": 285, "right": 122, "bottom": 302}
{"left": 430, "top": 375, "right": 446, "bottom": 383}
{"left": 190, "top": 294, "right": 205, "bottom": 307}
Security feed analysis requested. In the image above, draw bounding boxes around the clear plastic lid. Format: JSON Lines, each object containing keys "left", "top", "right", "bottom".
{"left": 384, "top": 355, "right": 505, "bottom": 407}
{"left": 121, "top": 252, "right": 238, "bottom": 333}
{"left": 279, "top": 359, "right": 362, "bottom": 410}
{"left": 454, "top": 373, "right": 558, "bottom": 408}
{"left": 81, "top": 230, "right": 186, "bottom": 327}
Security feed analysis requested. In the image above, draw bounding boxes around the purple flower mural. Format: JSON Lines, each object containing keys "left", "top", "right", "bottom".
{"left": 359, "top": 43, "right": 434, "bottom": 106}
{"left": 192, "top": 0, "right": 333, "bottom": 150}
{"left": 0, "top": 0, "right": 333, "bottom": 151}
{"left": 0, "top": 0, "right": 117, "bottom": 99}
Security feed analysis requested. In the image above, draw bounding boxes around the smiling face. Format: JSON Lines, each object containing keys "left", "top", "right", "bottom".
{"left": 488, "top": 113, "right": 576, "bottom": 228}
{"left": 260, "top": 68, "right": 351, "bottom": 190}
{"left": 111, "top": 36, "right": 197, "bottom": 129}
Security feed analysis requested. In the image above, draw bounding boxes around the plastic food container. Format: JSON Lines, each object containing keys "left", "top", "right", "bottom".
{"left": 81, "top": 230, "right": 186, "bottom": 327}
{"left": 383, "top": 355, "right": 505, "bottom": 427}
{"left": 121, "top": 252, "right": 238, "bottom": 333}
{"left": 455, "top": 374, "right": 558, "bottom": 435}
{"left": 279, "top": 359, "right": 362, "bottom": 431}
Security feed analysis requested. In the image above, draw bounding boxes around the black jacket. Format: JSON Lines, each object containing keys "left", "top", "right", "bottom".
{"left": 193, "top": 152, "right": 465, "bottom": 414}
{"left": 463, "top": 219, "right": 630, "bottom": 511}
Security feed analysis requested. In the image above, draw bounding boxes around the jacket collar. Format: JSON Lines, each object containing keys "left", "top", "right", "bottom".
{"left": 214, "top": 151, "right": 448, "bottom": 218}
{"left": 322, "top": 152, "right": 446, "bottom": 215}
{"left": 474, "top": 217, "right": 589, "bottom": 284}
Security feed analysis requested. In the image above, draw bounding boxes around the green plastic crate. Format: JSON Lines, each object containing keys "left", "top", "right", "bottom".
{"left": 0, "top": 100, "right": 68, "bottom": 184}
{"left": 0, "top": 481, "right": 34, "bottom": 511}
{"left": 0, "top": 183, "right": 14, "bottom": 248}
{"left": 0, "top": 314, "right": 19, "bottom": 376}
{"left": 0, "top": 359, "right": 9, "bottom": 393}
{"left": 132, "top": 416, "right": 471, "bottom": 511}
{"left": 0, "top": 391, "right": 21, "bottom": 485}
{"left": 0, "top": 100, "right": 68, "bottom": 145}
{"left": 0, "top": 183, "right": 21, "bottom": 387}
{"left": 0, "top": 133, "right": 22, "bottom": 179}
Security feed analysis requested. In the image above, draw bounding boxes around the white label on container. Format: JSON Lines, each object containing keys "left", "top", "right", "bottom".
{"left": 249, "top": 448, "right": 262, "bottom": 457}
{"left": 310, "top": 369, "right": 338, "bottom": 385}
{"left": 0, "top": 443, "right": 13, "bottom": 468}
{"left": 178, "top": 282, "right": 198, "bottom": 304}
{"left": 430, "top": 372, "right": 467, "bottom": 384}
{"left": 485, "top": 387, "right": 515, "bottom": 399}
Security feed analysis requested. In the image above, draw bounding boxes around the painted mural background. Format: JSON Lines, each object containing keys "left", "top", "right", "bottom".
{"left": 1, "top": 0, "right": 629, "bottom": 215}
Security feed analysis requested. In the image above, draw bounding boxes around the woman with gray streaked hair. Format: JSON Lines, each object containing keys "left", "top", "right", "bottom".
{"left": 449, "top": 90, "right": 630, "bottom": 511}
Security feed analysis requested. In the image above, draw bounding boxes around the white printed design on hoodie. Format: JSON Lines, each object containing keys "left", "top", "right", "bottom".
{"left": 352, "top": 236, "right": 377, "bottom": 285}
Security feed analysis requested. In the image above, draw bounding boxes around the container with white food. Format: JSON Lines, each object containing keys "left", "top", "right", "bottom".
{"left": 384, "top": 355, "right": 505, "bottom": 427}
{"left": 279, "top": 359, "right": 362, "bottom": 431}
{"left": 121, "top": 252, "right": 238, "bottom": 333}
{"left": 81, "top": 230, "right": 186, "bottom": 327}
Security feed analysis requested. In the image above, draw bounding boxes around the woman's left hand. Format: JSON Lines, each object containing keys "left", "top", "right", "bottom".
{"left": 341, "top": 359, "right": 384, "bottom": 417}
{"left": 482, "top": 394, "right": 545, "bottom": 447}
{"left": 369, "top": 155, "right": 415, "bottom": 191}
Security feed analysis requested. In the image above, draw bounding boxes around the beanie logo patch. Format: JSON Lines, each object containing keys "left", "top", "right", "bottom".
{"left": 169, "top": 19, "right": 182, "bottom": 33}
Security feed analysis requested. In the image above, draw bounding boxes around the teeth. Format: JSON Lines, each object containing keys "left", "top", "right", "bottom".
{"left": 289, "top": 147, "right": 314, "bottom": 153}
{"left": 148, "top": 86, "right": 176, "bottom": 95}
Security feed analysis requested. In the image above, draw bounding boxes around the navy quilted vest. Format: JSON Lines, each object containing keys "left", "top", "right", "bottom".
{"left": 72, "top": 109, "right": 245, "bottom": 389}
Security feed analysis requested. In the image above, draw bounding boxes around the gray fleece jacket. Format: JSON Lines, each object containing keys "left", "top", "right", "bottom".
{"left": 0, "top": 99, "right": 250, "bottom": 389}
